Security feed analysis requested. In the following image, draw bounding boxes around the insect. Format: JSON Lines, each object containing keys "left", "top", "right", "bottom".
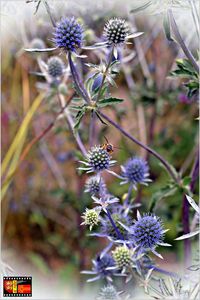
{"left": 101, "top": 136, "right": 114, "bottom": 154}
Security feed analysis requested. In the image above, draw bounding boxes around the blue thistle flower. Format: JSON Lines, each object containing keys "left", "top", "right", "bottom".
{"left": 53, "top": 17, "right": 83, "bottom": 52}
{"left": 84, "top": 176, "right": 107, "bottom": 196}
{"left": 97, "top": 285, "right": 121, "bottom": 300}
{"left": 121, "top": 157, "right": 151, "bottom": 189}
{"left": 81, "top": 254, "right": 118, "bottom": 282}
{"left": 79, "top": 146, "right": 116, "bottom": 173}
{"left": 120, "top": 211, "right": 171, "bottom": 259}
{"left": 47, "top": 56, "right": 64, "bottom": 78}
{"left": 132, "top": 213, "right": 164, "bottom": 249}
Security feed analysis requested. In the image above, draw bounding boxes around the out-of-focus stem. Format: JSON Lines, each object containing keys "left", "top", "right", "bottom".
{"left": 99, "top": 111, "right": 180, "bottom": 184}
{"left": 124, "top": 183, "right": 133, "bottom": 206}
{"left": 57, "top": 93, "right": 87, "bottom": 156}
{"left": 136, "top": 104, "right": 147, "bottom": 157}
{"left": 145, "top": 105, "right": 157, "bottom": 161}
{"left": 179, "top": 144, "right": 196, "bottom": 176}
{"left": 44, "top": 1, "right": 56, "bottom": 27}
{"left": 168, "top": 9, "right": 199, "bottom": 73}
{"left": 182, "top": 146, "right": 199, "bottom": 266}
{"left": 39, "top": 141, "right": 67, "bottom": 189}
{"left": 105, "top": 209, "right": 124, "bottom": 241}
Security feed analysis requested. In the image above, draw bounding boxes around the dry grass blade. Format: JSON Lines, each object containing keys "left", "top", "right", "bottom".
{"left": 1, "top": 93, "right": 44, "bottom": 201}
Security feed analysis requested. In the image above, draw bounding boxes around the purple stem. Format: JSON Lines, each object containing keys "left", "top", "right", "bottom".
{"left": 124, "top": 183, "right": 133, "bottom": 206}
{"left": 105, "top": 209, "right": 124, "bottom": 241}
{"left": 99, "top": 111, "right": 180, "bottom": 184}
{"left": 68, "top": 52, "right": 90, "bottom": 103}
{"left": 182, "top": 147, "right": 199, "bottom": 266}
{"left": 89, "top": 111, "right": 96, "bottom": 147}
{"left": 148, "top": 265, "right": 179, "bottom": 279}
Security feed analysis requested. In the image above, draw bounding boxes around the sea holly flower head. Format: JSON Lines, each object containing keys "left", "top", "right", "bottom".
{"left": 81, "top": 208, "right": 100, "bottom": 231}
{"left": 103, "top": 18, "right": 143, "bottom": 47}
{"left": 121, "top": 157, "right": 151, "bottom": 188}
{"left": 30, "top": 38, "right": 46, "bottom": 50}
{"left": 97, "top": 285, "right": 122, "bottom": 300}
{"left": 47, "top": 56, "right": 64, "bottom": 78}
{"left": 112, "top": 246, "right": 132, "bottom": 270}
{"left": 53, "top": 17, "right": 83, "bottom": 52}
{"left": 84, "top": 18, "right": 143, "bottom": 52}
{"left": 132, "top": 213, "right": 164, "bottom": 250}
{"left": 104, "top": 18, "right": 130, "bottom": 46}
{"left": 120, "top": 211, "right": 171, "bottom": 259}
{"left": 84, "top": 176, "right": 107, "bottom": 196}
{"left": 81, "top": 254, "right": 118, "bottom": 282}
{"left": 79, "top": 145, "right": 116, "bottom": 173}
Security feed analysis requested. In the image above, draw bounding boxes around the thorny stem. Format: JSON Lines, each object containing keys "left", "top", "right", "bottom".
{"left": 57, "top": 93, "right": 87, "bottom": 156}
{"left": 68, "top": 52, "right": 90, "bottom": 104}
{"left": 124, "top": 183, "right": 133, "bottom": 206}
{"left": 96, "top": 45, "right": 114, "bottom": 102}
{"left": 182, "top": 146, "right": 199, "bottom": 266}
{"left": 98, "top": 111, "right": 180, "bottom": 184}
{"left": 89, "top": 111, "right": 96, "bottom": 147}
{"left": 147, "top": 265, "right": 179, "bottom": 279}
{"left": 105, "top": 209, "right": 125, "bottom": 241}
{"left": 168, "top": 9, "right": 199, "bottom": 73}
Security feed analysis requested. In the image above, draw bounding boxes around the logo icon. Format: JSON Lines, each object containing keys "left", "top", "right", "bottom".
{"left": 3, "top": 277, "right": 32, "bottom": 297}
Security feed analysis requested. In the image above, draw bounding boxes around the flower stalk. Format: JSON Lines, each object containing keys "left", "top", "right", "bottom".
{"left": 57, "top": 93, "right": 87, "bottom": 156}
{"left": 68, "top": 52, "right": 90, "bottom": 104}
{"left": 98, "top": 111, "right": 180, "bottom": 184}
{"left": 105, "top": 209, "right": 125, "bottom": 241}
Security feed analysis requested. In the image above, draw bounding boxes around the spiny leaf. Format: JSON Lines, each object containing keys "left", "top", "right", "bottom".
{"left": 97, "top": 97, "right": 124, "bottom": 108}
{"left": 175, "top": 230, "right": 200, "bottom": 240}
{"left": 186, "top": 195, "right": 200, "bottom": 215}
{"left": 95, "top": 111, "right": 107, "bottom": 125}
{"left": 25, "top": 47, "right": 57, "bottom": 53}
{"left": 74, "top": 109, "right": 86, "bottom": 129}
{"left": 130, "top": 1, "right": 152, "bottom": 14}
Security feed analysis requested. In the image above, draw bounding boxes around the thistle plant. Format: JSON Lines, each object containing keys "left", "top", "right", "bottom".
{"left": 17, "top": 2, "right": 199, "bottom": 299}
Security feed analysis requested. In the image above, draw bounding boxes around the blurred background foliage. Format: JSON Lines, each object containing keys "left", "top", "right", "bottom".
{"left": 1, "top": 0, "right": 199, "bottom": 294}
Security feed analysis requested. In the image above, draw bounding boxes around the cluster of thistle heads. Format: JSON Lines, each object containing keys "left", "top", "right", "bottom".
{"left": 27, "top": 15, "right": 172, "bottom": 299}
{"left": 79, "top": 145, "right": 170, "bottom": 299}
{"left": 28, "top": 15, "right": 143, "bottom": 80}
